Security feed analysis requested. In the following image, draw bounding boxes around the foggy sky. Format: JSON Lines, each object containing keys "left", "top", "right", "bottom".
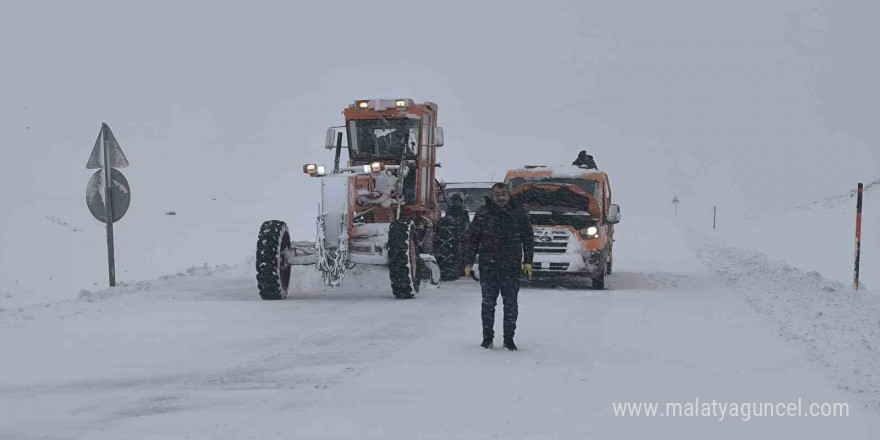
{"left": 2, "top": 0, "right": 878, "bottom": 226}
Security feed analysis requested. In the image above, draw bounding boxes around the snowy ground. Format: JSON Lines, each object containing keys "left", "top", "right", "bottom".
{"left": 712, "top": 179, "right": 879, "bottom": 289}
{"left": 2, "top": 215, "right": 878, "bottom": 439}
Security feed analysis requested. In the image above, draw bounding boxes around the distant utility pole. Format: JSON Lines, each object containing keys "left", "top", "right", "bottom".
{"left": 713, "top": 206, "right": 717, "bottom": 230}
{"left": 854, "top": 183, "right": 863, "bottom": 291}
{"left": 672, "top": 196, "right": 680, "bottom": 216}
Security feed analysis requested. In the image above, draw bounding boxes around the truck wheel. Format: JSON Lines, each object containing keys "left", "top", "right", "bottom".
{"left": 256, "top": 220, "right": 292, "bottom": 300}
{"left": 434, "top": 216, "right": 461, "bottom": 281}
{"left": 592, "top": 250, "right": 607, "bottom": 290}
{"left": 389, "top": 219, "right": 419, "bottom": 299}
{"left": 606, "top": 247, "right": 613, "bottom": 274}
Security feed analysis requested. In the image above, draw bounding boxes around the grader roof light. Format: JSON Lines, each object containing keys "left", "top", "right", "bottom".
{"left": 395, "top": 100, "right": 407, "bottom": 108}
{"left": 357, "top": 100, "right": 369, "bottom": 109}
{"left": 303, "top": 164, "right": 317, "bottom": 175}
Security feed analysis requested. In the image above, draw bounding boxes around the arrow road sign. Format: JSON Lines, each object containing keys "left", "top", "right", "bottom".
{"left": 86, "top": 168, "right": 131, "bottom": 223}
{"left": 86, "top": 123, "right": 129, "bottom": 169}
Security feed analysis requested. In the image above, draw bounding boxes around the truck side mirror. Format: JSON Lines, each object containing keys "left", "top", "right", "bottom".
{"left": 325, "top": 128, "right": 338, "bottom": 149}
{"left": 433, "top": 127, "right": 444, "bottom": 147}
{"left": 607, "top": 204, "right": 621, "bottom": 224}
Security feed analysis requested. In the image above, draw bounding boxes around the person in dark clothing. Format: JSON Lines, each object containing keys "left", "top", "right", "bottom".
{"left": 572, "top": 150, "right": 598, "bottom": 169}
{"left": 464, "top": 183, "right": 534, "bottom": 350}
{"left": 445, "top": 194, "right": 470, "bottom": 225}
{"left": 446, "top": 193, "right": 472, "bottom": 277}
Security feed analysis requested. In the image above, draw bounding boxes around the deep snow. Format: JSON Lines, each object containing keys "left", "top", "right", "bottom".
{"left": 3, "top": 1, "right": 880, "bottom": 438}
{"left": 2, "top": 214, "right": 879, "bottom": 439}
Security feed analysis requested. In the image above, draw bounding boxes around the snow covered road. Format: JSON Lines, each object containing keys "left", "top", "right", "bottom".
{"left": 2, "top": 252, "right": 877, "bottom": 439}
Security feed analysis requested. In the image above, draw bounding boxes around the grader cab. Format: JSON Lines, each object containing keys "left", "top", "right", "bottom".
{"left": 256, "top": 99, "right": 463, "bottom": 299}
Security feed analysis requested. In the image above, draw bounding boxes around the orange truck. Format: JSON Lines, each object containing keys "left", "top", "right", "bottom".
{"left": 504, "top": 165, "right": 621, "bottom": 289}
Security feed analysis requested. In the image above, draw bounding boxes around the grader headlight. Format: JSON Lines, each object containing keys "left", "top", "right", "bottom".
{"left": 370, "top": 161, "right": 385, "bottom": 172}
{"left": 303, "top": 164, "right": 317, "bottom": 175}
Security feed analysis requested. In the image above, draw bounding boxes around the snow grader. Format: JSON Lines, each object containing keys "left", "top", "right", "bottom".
{"left": 256, "top": 99, "right": 464, "bottom": 300}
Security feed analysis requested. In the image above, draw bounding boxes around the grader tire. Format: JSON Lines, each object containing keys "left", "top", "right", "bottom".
{"left": 256, "top": 220, "right": 292, "bottom": 300}
{"left": 388, "top": 219, "right": 419, "bottom": 299}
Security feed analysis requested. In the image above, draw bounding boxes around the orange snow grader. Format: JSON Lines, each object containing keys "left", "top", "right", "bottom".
{"left": 503, "top": 165, "right": 621, "bottom": 289}
{"left": 256, "top": 99, "right": 464, "bottom": 299}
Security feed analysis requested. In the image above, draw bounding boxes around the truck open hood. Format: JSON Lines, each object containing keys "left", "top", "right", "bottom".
{"left": 510, "top": 183, "right": 593, "bottom": 210}
{"left": 510, "top": 183, "right": 598, "bottom": 229}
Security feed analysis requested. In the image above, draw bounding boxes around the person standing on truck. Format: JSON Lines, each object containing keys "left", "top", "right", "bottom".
{"left": 572, "top": 150, "right": 598, "bottom": 169}
{"left": 464, "top": 183, "right": 534, "bottom": 351}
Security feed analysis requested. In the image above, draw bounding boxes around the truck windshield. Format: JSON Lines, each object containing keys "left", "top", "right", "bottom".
{"left": 508, "top": 177, "right": 598, "bottom": 196}
{"left": 441, "top": 188, "right": 492, "bottom": 212}
{"left": 348, "top": 118, "right": 420, "bottom": 159}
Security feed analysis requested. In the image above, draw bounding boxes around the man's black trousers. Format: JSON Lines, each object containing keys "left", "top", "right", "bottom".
{"left": 479, "top": 270, "right": 520, "bottom": 339}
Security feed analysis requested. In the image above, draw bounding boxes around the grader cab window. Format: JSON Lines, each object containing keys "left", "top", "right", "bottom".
{"left": 348, "top": 119, "right": 420, "bottom": 160}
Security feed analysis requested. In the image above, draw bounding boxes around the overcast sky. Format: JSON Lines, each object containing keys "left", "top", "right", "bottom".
{"left": 2, "top": 0, "right": 878, "bottom": 225}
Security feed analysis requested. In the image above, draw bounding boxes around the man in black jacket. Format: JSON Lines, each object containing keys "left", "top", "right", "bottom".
{"left": 464, "top": 183, "right": 534, "bottom": 350}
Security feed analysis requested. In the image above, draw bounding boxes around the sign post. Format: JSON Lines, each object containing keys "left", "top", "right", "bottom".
{"left": 854, "top": 183, "right": 863, "bottom": 291}
{"left": 102, "top": 128, "right": 116, "bottom": 286}
{"left": 86, "top": 123, "right": 130, "bottom": 287}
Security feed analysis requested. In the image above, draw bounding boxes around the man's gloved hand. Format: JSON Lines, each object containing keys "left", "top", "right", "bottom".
{"left": 465, "top": 265, "right": 474, "bottom": 278}
{"left": 522, "top": 263, "right": 533, "bottom": 279}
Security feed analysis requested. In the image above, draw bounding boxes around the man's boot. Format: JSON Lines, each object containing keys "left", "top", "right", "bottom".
{"left": 480, "top": 336, "right": 493, "bottom": 349}
{"left": 503, "top": 337, "right": 518, "bottom": 351}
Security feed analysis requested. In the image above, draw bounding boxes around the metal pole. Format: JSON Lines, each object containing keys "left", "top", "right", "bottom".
{"left": 333, "top": 132, "right": 343, "bottom": 173}
{"left": 713, "top": 206, "right": 716, "bottom": 230}
{"left": 102, "top": 124, "right": 116, "bottom": 287}
{"left": 854, "top": 183, "right": 863, "bottom": 291}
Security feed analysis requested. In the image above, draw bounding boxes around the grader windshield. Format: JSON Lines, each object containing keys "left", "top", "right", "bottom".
{"left": 348, "top": 118, "right": 420, "bottom": 159}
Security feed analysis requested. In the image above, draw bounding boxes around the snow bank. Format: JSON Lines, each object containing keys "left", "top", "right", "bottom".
{"left": 708, "top": 178, "right": 879, "bottom": 288}
{"left": 692, "top": 235, "right": 880, "bottom": 412}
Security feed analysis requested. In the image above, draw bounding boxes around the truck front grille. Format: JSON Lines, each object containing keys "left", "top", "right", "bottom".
{"left": 535, "top": 263, "right": 570, "bottom": 271}
{"left": 533, "top": 229, "right": 571, "bottom": 254}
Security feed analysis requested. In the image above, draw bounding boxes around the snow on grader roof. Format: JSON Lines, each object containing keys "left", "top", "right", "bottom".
{"left": 347, "top": 98, "right": 437, "bottom": 114}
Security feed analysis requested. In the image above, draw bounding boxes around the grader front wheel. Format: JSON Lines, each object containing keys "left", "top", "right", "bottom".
{"left": 256, "top": 220, "right": 292, "bottom": 300}
{"left": 388, "top": 219, "right": 419, "bottom": 299}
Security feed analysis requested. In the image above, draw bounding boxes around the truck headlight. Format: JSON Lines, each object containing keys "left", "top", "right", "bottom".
{"left": 370, "top": 161, "right": 384, "bottom": 172}
{"left": 579, "top": 226, "right": 599, "bottom": 239}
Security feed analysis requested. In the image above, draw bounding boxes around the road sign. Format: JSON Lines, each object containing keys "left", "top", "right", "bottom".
{"left": 86, "top": 168, "right": 131, "bottom": 223}
{"left": 86, "top": 123, "right": 129, "bottom": 169}
{"left": 85, "top": 122, "right": 131, "bottom": 287}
